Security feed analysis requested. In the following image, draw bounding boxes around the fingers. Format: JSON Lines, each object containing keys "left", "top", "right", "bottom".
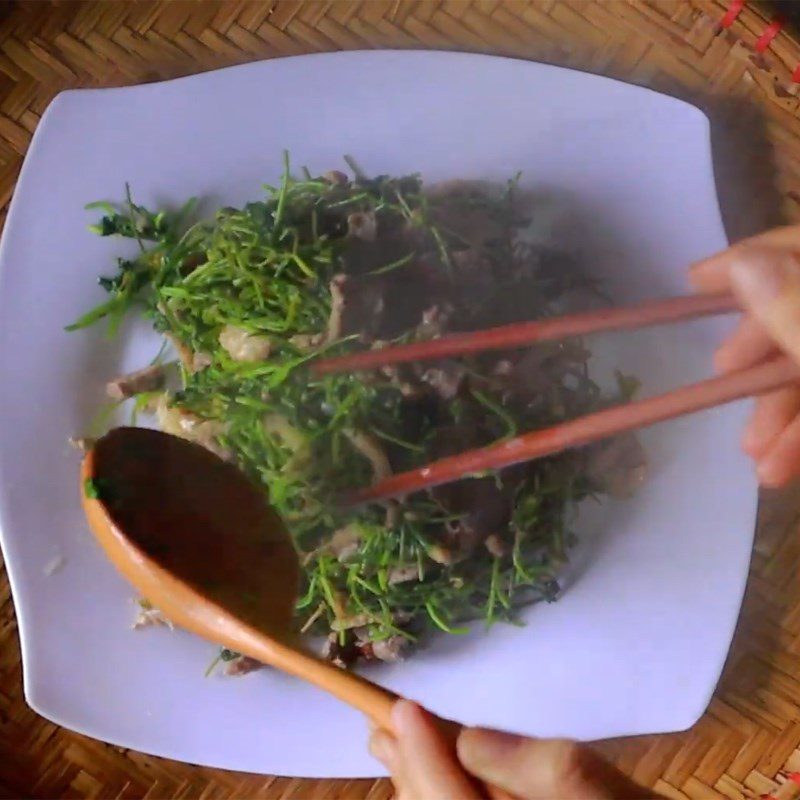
{"left": 690, "top": 226, "right": 800, "bottom": 293}
{"left": 742, "top": 388, "right": 800, "bottom": 459}
{"left": 714, "top": 316, "right": 777, "bottom": 374}
{"left": 688, "top": 230, "right": 800, "bottom": 487}
{"left": 691, "top": 241, "right": 800, "bottom": 365}
{"left": 757, "top": 412, "right": 800, "bottom": 487}
{"left": 726, "top": 247, "right": 800, "bottom": 365}
{"left": 369, "top": 726, "right": 401, "bottom": 773}
{"left": 457, "top": 729, "right": 648, "bottom": 800}
{"left": 370, "top": 707, "right": 651, "bottom": 800}
{"left": 391, "top": 701, "right": 480, "bottom": 799}
{"left": 369, "top": 702, "right": 482, "bottom": 800}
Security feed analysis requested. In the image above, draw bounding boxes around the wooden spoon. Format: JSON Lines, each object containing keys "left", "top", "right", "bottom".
{"left": 80, "top": 426, "right": 431, "bottom": 735}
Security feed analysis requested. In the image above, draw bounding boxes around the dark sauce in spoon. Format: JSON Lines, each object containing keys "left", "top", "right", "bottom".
{"left": 91, "top": 427, "right": 299, "bottom": 636}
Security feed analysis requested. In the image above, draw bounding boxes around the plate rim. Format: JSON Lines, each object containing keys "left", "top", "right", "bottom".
{"left": 0, "top": 48, "right": 751, "bottom": 777}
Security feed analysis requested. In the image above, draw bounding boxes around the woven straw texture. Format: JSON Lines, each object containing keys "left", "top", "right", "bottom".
{"left": 2, "top": 1, "right": 800, "bottom": 797}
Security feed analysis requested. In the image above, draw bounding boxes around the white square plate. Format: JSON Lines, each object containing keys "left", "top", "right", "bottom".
{"left": 0, "top": 51, "right": 754, "bottom": 778}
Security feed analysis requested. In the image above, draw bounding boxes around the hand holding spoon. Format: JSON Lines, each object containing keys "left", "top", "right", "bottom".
{"left": 81, "top": 426, "right": 430, "bottom": 734}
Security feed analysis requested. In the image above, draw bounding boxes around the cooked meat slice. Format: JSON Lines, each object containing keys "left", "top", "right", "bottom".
{"left": 224, "top": 656, "right": 262, "bottom": 676}
{"left": 378, "top": 361, "right": 423, "bottom": 398}
{"left": 331, "top": 613, "right": 371, "bottom": 632}
{"left": 165, "top": 332, "right": 194, "bottom": 370}
{"left": 106, "top": 364, "right": 166, "bottom": 400}
{"left": 339, "top": 206, "right": 421, "bottom": 277}
{"left": 68, "top": 436, "right": 95, "bottom": 453}
{"left": 328, "top": 524, "right": 361, "bottom": 562}
{"left": 322, "top": 170, "right": 349, "bottom": 186}
{"left": 427, "top": 543, "right": 453, "bottom": 565}
{"left": 384, "top": 500, "right": 400, "bottom": 530}
{"left": 499, "top": 348, "right": 552, "bottom": 405}
{"left": 322, "top": 632, "right": 358, "bottom": 669}
{"left": 434, "top": 473, "right": 521, "bottom": 560}
{"left": 343, "top": 428, "right": 391, "bottom": 483}
{"left": 289, "top": 332, "right": 323, "bottom": 351}
{"left": 334, "top": 252, "right": 447, "bottom": 341}
{"left": 218, "top": 324, "right": 271, "bottom": 362}
{"left": 372, "top": 635, "right": 409, "bottom": 662}
{"left": 415, "top": 303, "right": 454, "bottom": 339}
{"left": 427, "top": 183, "right": 506, "bottom": 249}
{"left": 347, "top": 211, "right": 377, "bottom": 241}
{"left": 337, "top": 274, "right": 384, "bottom": 340}
{"left": 325, "top": 275, "right": 347, "bottom": 344}
{"left": 192, "top": 351, "right": 212, "bottom": 371}
{"left": 392, "top": 393, "right": 443, "bottom": 456}
{"left": 359, "top": 635, "right": 408, "bottom": 663}
{"left": 156, "top": 395, "right": 231, "bottom": 460}
{"left": 419, "top": 361, "right": 466, "bottom": 400}
{"left": 484, "top": 533, "right": 506, "bottom": 557}
{"left": 388, "top": 565, "right": 419, "bottom": 585}
{"left": 448, "top": 248, "right": 495, "bottom": 310}
{"left": 587, "top": 432, "right": 648, "bottom": 498}
{"left": 132, "top": 602, "right": 173, "bottom": 630}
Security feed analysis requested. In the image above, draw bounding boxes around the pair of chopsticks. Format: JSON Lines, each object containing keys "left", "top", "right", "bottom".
{"left": 311, "top": 292, "right": 800, "bottom": 506}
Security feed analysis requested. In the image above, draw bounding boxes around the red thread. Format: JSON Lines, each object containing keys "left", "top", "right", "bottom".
{"left": 792, "top": 63, "right": 800, "bottom": 83}
{"left": 789, "top": 772, "right": 800, "bottom": 786}
{"left": 720, "top": 0, "right": 745, "bottom": 29}
{"left": 756, "top": 15, "right": 784, "bottom": 53}
{"left": 760, "top": 794, "right": 777, "bottom": 800}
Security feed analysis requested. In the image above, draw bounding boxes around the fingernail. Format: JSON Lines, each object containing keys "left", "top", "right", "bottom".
{"left": 729, "top": 251, "right": 797, "bottom": 305}
{"left": 391, "top": 699, "right": 425, "bottom": 737}
{"left": 369, "top": 729, "right": 397, "bottom": 765}
{"left": 740, "top": 426, "right": 760, "bottom": 457}
{"left": 756, "top": 457, "right": 787, "bottom": 489}
{"left": 457, "top": 727, "right": 522, "bottom": 768}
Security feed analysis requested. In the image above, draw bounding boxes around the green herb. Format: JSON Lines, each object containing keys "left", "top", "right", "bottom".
{"left": 69, "top": 156, "right": 635, "bottom": 662}
{"left": 83, "top": 476, "right": 114, "bottom": 501}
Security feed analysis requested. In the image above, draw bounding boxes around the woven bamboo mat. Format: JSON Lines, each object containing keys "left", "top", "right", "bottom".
{"left": 2, "top": 1, "right": 800, "bottom": 797}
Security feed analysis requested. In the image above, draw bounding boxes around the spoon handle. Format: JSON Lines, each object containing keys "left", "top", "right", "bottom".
{"left": 271, "top": 638, "right": 399, "bottom": 729}
{"left": 286, "top": 645, "right": 463, "bottom": 743}
{"left": 241, "top": 631, "right": 461, "bottom": 740}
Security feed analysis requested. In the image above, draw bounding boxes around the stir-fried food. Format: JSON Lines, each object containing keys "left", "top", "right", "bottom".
{"left": 70, "top": 156, "right": 644, "bottom": 669}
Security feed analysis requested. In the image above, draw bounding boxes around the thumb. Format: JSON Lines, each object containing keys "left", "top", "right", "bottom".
{"left": 457, "top": 729, "right": 649, "bottom": 800}
{"left": 728, "top": 246, "right": 800, "bottom": 365}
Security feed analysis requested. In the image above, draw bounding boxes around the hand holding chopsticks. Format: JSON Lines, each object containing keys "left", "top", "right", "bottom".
{"left": 690, "top": 236, "right": 800, "bottom": 487}
{"left": 338, "top": 293, "right": 797, "bottom": 506}
{"left": 312, "top": 231, "right": 800, "bottom": 503}
{"left": 369, "top": 233, "right": 800, "bottom": 800}
{"left": 313, "top": 234, "right": 800, "bottom": 504}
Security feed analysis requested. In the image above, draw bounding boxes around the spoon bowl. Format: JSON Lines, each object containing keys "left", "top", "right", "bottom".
{"left": 81, "top": 427, "right": 401, "bottom": 730}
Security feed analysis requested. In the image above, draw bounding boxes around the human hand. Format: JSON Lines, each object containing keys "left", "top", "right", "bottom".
{"left": 690, "top": 227, "right": 800, "bottom": 487}
{"left": 369, "top": 700, "right": 650, "bottom": 800}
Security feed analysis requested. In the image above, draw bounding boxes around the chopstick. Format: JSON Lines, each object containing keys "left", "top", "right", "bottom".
{"left": 313, "top": 292, "right": 738, "bottom": 376}
{"left": 345, "top": 355, "right": 800, "bottom": 506}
